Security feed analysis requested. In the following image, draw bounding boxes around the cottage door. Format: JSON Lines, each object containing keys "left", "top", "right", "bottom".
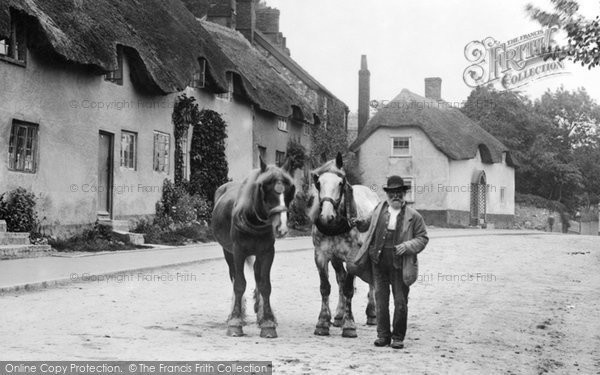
{"left": 470, "top": 171, "right": 487, "bottom": 226}
{"left": 98, "top": 132, "right": 113, "bottom": 217}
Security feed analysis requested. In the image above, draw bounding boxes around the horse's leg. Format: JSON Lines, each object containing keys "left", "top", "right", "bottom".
{"left": 223, "top": 248, "right": 235, "bottom": 282}
{"left": 253, "top": 256, "right": 262, "bottom": 320}
{"left": 366, "top": 283, "right": 377, "bottom": 325}
{"left": 331, "top": 257, "right": 346, "bottom": 328}
{"left": 256, "top": 249, "right": 277, "bottom": 338}
{"left": 226, "top": 246, "right": 247, "bottom": 337}
{"left": 314, "top": 250, "right": 332, "bottom": 336}
{"left": 341, "top": 271, "right": 358, "bottom": 338}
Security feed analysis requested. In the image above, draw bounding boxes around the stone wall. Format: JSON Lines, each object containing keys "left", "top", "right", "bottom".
{"left": 514, "top": 203, "right": 565, "bottom": 232}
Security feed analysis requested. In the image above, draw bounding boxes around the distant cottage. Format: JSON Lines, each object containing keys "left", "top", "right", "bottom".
{"left": 351, "top": 56, "right": 515, "bottom": 228}
{"left": 0, "top": 0, "right": 347, "bottom": 236}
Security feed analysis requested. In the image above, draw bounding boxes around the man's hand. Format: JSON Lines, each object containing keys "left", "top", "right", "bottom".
{"left": 394, "top": 243, "right": 407, "bottom": 256}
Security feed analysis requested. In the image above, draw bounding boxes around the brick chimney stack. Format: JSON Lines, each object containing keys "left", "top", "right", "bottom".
{"left": 236, "top": 0, "right": 257, "bottom": 43}
{"left": 205, "top": 0, "right": 236, "bottom": 28}
{"left": 425, "top": 77, "right": 442, "bottom": 101}
{"left": 358, "top": 55, "right": 370, "bottom": 135}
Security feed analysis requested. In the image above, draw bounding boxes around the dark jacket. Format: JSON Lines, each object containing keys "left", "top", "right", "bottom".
{"left": 348, "top": 201, "right": 429, "bottom": 286}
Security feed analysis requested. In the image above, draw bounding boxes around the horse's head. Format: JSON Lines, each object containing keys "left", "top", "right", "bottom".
{"left": 312, "top": 152, "right": 346, "bottom": 224}
{"left": 255, "top": 156, "right": 296, "bottom": 238}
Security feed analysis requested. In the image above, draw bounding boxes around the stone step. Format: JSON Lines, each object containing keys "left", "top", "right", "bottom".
{"left": 98, "top": 219, "right": 130, "bottom": 232}
{"left": 0, "top": 220, "right": 6, "bottom": 232}
{"left": 113, "top": 231, "right": 145, "bottom": 246}
{"left": 0, "top": 244, "right": 53, "bottom": 260}
{"left": 0, "top": 232, "right": 30, "bottom": 245}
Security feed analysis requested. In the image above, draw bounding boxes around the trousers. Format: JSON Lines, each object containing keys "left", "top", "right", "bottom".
{"left": 372, "top": 244, "right": 410, "bottom": 340}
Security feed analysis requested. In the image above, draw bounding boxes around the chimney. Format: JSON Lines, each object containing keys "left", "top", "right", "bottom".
{"left": 236, "top": 0, "right": 256, "bottom": 43}
{"left": 425, "top": 77, "right": 442, "bottom": 101}
{"left": 204, "top": 0, "right": 236, "bottom": 28}
{"left": 358, "top": 55, "right": 370, "bottom": 135}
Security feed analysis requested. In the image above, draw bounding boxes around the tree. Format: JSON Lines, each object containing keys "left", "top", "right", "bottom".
{"left": 527, "top": 0, "right": 600, "bottom": 69}
{"left": 461, "top": 86, "right": 584, "bottom": 207}
{"left": 310, "top": 123, "right": 362, "bottom": 184}
{"left": 534, "top": 86, "right": 600, "bottom": 149}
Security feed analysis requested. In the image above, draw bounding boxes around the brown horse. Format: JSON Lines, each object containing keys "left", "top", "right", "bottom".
{"left": 310, "top": 153, "right": 380, "bottom": 337}
{"left": 211, "top": 157, "right": 295, "bottom": 338}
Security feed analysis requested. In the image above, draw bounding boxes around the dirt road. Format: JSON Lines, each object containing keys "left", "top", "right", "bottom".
{"left": 1, "top": 233, "right": 599, "bottom": 374}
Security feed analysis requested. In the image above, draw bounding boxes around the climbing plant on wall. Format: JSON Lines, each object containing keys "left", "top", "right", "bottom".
{"left": 189, "top": 109, "right": 229, "bottom": 203}
{"left": 172, "top": 94, "right": 201, "bottom": 186}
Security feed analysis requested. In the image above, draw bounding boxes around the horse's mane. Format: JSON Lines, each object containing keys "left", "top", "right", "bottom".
{"left": 308, "top": 159, "right": 347, "bottom": 222}
{"left": 232, "top": 166, "right": 294, "bottom": 234}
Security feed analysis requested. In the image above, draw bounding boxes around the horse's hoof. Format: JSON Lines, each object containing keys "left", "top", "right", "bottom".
{"left": 227, "top": 326, "right": 244, "bottom": 337}
{"left": 314, "top": 327, "right": 330, "bottom": 336}
{"left": 366, "top": 317, "right": 377, "bottom": 326}
{"left": 260, "top": 327, "right": 278, "bottom": 338}
{"left": 342, "top": 328, "right": 358, "bottom": 338}
{"left": 332, "top": 318, "right": 343, "bottom": 327}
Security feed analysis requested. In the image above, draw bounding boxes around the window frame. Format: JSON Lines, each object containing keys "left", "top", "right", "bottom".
{"left": 216, "top": 72, "right": 233, "bottom": 101}
{"left": 189, "top": 58, "right": 206, "bottom": 89}
{"left": 0, "top": 17, "right": 27, "bottom": 66}
{"left": 390, "top": 136, "right": 411, "bottom": 157}
{"left": 153, "top": 131, "right": 170, "bottom": 174}
{"left": 105, "top": 49, "right": 124, "bottom": 85}
{"left": 277, "top": 117, "right": 288, "bottom": 132}
{"left": 8, "top": 120, "right": 38, "bottom": 173}
{"left": 275, "top": 150, "right": 286, "bottom": 167}
{"left": 120, "top": 130, "right": 137, "bottom": 170}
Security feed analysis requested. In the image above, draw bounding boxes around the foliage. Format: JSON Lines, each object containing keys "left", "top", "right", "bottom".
{"left": 50, "top": 222, "right": 145, "bottom": 252}
{"left": 527, "top": 0, "right": 600, "bottom": 69}
{"left": 310, "top": 122, "right": 362, "bottom": 185}
{"left": 189, "top": 109, "right": 229, "bottom": 203}
{"left": 172, "top": 94, "right": 201, "bottom": 186}
{"left": 132, "top": 218, "right": 213, "bottom": 245}
{"left": 286, "top": 140, "right": 307, "bottom": 173}
{"left": 288, "top": 185, "right": 311, "bottom": 229}
{"left": 155, "top": 179, "right": 212, "bottom": 226}
{"left": 0, "top": 187, "right": 38, "bottom": 233}
{"left": 515, "top": 193, "right": 567, "bottom": 213}
{"left": 462, "top": 85, "right": 600, "bottom": 211}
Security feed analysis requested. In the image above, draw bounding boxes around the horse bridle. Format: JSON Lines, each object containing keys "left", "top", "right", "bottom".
{"left": 316, "top": 171, "right": 347, "bottom": 210}
{"left": 253, "top": 181, "right": 289, "bottom": 224}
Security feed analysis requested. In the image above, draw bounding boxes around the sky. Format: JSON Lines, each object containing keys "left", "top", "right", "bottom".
{"left": 265, "top": 0, "right": 600, "bottom": 112}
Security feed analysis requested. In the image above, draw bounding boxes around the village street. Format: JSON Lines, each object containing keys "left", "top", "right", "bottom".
{"left": 1, "top": 232, "right": 599, "bottom": 374}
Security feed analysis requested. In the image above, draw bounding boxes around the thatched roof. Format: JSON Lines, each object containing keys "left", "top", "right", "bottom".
{"left": 201, "top": 20, "right": 316, "bottom": 120}
{"left": 351, "top": 89, "right": 514, "bottom": 165}
{"left": 0, "top": 0, "right": 235, "bottom": 94}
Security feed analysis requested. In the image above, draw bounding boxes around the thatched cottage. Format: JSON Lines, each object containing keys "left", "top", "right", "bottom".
{"left": 0, "top": 0, "right": 346, "bottom": 235}
{"left": 351, "top": 57, "right": 515, "bottom": 228}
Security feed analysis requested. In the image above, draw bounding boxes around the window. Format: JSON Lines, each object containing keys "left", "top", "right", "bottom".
{"left": 105, "top": 49, "right": 123, "bottom": 85}
{"left": 189, "top": 59, "right": 206, "bottom": 89}
{"left": 391, "top": 137, "right": 410, "bottom": 157}
{"left": 304, "top": 124, "right": 310, "bottom": 136}
{"left": 216, "top": 72, "right": 233, "bottom": 101}
{"left": 8, "top": 120, "right": 38, "bottom": 173}
{"left": 0, "top": 17, "right": 27, "bottom": 64}
{"left": 277, "top": 117, "right": 288, "bottom": 132}
{"left": 153, "top": 131, "right": 170, "bottom": 173}
{"left": 120, "top": 131, "right": 137, "bottom": 170}
{"left": 500, "top": 187, "right": 506, "bottom": 205}
{"left": 275, "top": 151, "right": 286, "bottom": 167}
{"left": 402, "top": 177, "right": 415, "bottom": 202}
